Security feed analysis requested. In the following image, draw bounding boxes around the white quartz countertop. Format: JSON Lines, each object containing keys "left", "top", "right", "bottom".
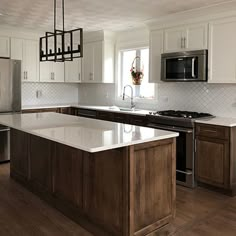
{"left": 22, "top": 104, "right": 153, "bottom": 116}
{"left": 195, "top": 117, "right": 236, "bottom": 127}
{"left": 0, "top": 112, "right": 178, "bottom": 153}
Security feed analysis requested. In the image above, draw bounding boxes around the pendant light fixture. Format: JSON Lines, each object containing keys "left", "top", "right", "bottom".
{"left": 40, "top": 0, "right": 83, "bottom": 62}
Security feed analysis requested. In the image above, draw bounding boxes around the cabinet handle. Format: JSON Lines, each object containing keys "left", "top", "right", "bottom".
{"left": 184, "top": 37, "right": 186, "bottom": 48}
{"left": 192, "top": 58, "right": 196, "bottom": 78}
{"left": 51, "top": 72, "right": 55, "bottom": 80}
{"left": 23, "top": 71, "right": 26, "bottom": 80}
{"left": 89, "top": 72, "right": 93, "bottom": 80}
{"left": 203, "top": 129, "right": 217, "bottom": 133}
{"left": 78, "top": 73, "right": 81, "bottom": 81}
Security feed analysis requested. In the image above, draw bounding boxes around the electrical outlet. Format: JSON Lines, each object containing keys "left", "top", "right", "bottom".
{"left": 36, "top": 90, "right": 42, "bottom": 98}
{"left": 160, "top": 96, "right": 168, "bottom": 103}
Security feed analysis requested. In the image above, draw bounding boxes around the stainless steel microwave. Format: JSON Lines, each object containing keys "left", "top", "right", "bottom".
{"left": 161, "top": 50, "right": 208, "bottom": 82}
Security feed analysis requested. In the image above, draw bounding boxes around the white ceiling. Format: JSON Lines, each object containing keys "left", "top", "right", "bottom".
{"left": 0, "top": 0, "right": 233, "bottom": 32}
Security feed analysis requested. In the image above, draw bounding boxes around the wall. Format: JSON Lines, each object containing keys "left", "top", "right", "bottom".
{"left": 78, "top": 84, "right": 115, "bottom": 106}
{"left": 22, "top": 83, "right": 79, "bottom": 107}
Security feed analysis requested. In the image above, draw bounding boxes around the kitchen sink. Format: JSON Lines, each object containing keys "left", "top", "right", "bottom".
{"left": 118, "top": 107, "right": 141, "bottom": 112}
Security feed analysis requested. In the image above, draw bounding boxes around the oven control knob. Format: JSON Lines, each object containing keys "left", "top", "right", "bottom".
{"left": 149, "top": 112, "right": 153, "bottom": 115}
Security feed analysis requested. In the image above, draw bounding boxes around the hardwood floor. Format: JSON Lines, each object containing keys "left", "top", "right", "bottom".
{"left": 0, "top": 163, "right": 236, "bottom": 236}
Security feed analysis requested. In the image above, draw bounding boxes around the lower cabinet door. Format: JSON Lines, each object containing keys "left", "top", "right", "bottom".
{"left": 29, "top": 135, "right": 53, "bottom": 192}
{"left": 196, "top": 136, "right": 229, "bottom": 188}
{"left": 53, "top": 143, "right": 83, "bottom": 209}
{"left": 10, "top": 129, "right": 29, "bottom": 180}
{"left": 83, "top": 150, "right": 125, "bottom": 235}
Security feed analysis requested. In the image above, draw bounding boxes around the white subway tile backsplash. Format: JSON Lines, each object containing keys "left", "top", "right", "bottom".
{"left": 22, "top": 82, "right": 236, "bottom": 118}
{"left": 78, "top": 82, "right": 236, "bottom": 118}
{"left": 22, "top": 82, "right": 79, "bottom": 107}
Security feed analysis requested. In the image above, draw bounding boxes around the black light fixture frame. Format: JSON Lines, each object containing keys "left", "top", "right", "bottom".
{"left": 40, "top": 0, "right": 83, "bottom": 62}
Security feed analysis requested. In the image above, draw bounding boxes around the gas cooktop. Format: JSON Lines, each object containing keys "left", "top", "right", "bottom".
{"left": 149, "top": 110, "right": 213, "bottom": 119}
{"left": 147, "top": 110, "right": 214, "bottom": 128}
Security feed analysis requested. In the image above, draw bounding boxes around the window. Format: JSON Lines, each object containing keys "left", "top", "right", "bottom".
{"left": 118, "top": 47, "right": 155, "bottom": 99}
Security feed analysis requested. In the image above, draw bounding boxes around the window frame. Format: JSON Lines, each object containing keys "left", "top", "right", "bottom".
{"left": 115, "top": 42, "right": 158, "bottom": 104}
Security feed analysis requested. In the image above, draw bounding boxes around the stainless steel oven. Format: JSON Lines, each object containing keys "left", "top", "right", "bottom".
{"left": 147, "top": 123, "right": 195, "bottom": 188}
{"left": 161, "top": 50, "right": 208, "bottom": 82}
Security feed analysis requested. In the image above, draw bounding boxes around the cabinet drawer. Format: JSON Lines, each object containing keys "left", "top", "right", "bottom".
{"left": 77, "top": 109, "right": 97, "bottom": 119}
{"left": 113, "top": 113, "right": 129, "bottom": 123}
{"left": 196, "top": 124, "right": 229, "bottom": 140}
{"left": 96, "top": 111, "right": 114, "bottom": 121}
{"left": 129, "top": 115, "right": 147, "bottom": 126}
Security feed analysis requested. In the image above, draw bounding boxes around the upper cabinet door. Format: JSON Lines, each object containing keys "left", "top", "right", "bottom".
{"left": 65, "top": 59, "right": 82, "bottom": 83}
{"left": 22, "top": 40, "right": 39, "bottom": 82}
{"left": 164, "top": 27, "right": 184, "bottom": 52}
{"left": 53, "top": 62, "right": 65, "bottom": 82}
{"left": 93, "top": 41, "right": 103, "bottom": 82}
{"left": 0, "top": 36, "right": 10, "bottom": 58}
{"left": 40, "top": 62, "right": 52, "bottom": 82}
{"left": 11, "top": 38, "right": 23, "bottom": 60}
{"left": 185, "top": 24, "right": 208, "bottom": 50}
{"left": 149, "top": 30, "right": 163, "bottom": 83}
{"left": 208, "top": 17, "right": 236, "bottom": 83}
{"left": 82, "top": 42, "right": 95, "bottom": 82}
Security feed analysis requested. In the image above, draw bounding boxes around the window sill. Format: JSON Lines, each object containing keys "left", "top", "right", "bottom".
{"left": 115, "top": 96, "right": 158, "bottom": 104}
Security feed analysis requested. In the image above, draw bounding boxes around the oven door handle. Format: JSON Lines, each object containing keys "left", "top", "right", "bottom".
{"left": 176, "top": 169, "right": 193, "bottom": 175}
{"left": 192, "top": 57, "right": 196, "bottom": 78}
{"left": 147, "top": 123, "right": 193, "bottom": 133}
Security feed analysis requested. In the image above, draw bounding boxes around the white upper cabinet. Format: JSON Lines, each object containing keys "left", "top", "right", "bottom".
{"left": 65, "top": 59, "right": 82, "bottom": 83}
{"left": 164, "top": 27, "right": 184, "bottom": 52}
{"left": 10, "top": 38, "right": 23, "bottom": 60}
{"left": 82, "top": 40, "right": 114, "bottom": 83}
{"left": 0, "top": 36, "right": 10, "bottom": 58}
{"left": 186, "top": 24, "right": 208, "bottom": 50}
{"left": 22, "top": 40, "right": 39, "bottom": 82}
{"left": 149, "top": 30, "right": 163, "bottom": 83}
{"left": 40, "top": 61, "right": 65, "bottom": 83}
{"left": 164, "top": 23, "right": 208, "bottom": 52}
{"left": 82, "top": 31, "right": 114, "bottom": 83}
{"left": 208, "top": 17, "right": 236, "bottom": 83}
{"left": 11, "top": 38, "right": 39, "bottom": 82}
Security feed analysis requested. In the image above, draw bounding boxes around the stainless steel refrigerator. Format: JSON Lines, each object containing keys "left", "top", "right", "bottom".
{"left": 0, "top": 58, "right": 21, "bottom": 162}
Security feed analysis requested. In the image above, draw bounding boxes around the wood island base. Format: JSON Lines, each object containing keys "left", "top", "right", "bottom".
{"left": 10, "top": 128, "right": 176, "bottom": 236}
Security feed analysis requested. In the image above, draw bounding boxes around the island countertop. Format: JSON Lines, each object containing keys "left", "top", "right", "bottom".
{"left": 0, "top": 112, "right": 178, "bottom": 153}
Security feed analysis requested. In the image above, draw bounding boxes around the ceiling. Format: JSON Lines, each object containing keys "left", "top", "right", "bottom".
{"left": 0, "top": 0, "right": 233, "bottom": 32}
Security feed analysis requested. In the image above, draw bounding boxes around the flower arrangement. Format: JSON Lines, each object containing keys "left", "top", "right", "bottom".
{"left": 130, "top": 56, "right": 144, "bottom": 85}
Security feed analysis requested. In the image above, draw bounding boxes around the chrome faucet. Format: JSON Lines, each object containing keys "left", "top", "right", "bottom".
{"left": 122, "top": 85, "right": 135, "bottom": 110}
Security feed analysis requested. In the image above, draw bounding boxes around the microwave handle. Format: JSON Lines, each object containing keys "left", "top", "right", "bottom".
{"left": 192, "top": 58, "right": 196, "bottom": 78}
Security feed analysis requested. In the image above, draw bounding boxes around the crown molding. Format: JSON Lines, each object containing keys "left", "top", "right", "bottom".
{"left": 145, "top": 0, "right": 236, "bottom": 30}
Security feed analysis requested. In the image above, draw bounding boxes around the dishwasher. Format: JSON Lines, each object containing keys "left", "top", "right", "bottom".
{"left": 0, "top": 125, "right": 10, "bottom": 163}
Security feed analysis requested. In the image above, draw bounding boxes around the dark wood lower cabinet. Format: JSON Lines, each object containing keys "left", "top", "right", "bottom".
{"left": 53, "top": 143, "right": 83, "bottom": 209}
{"left": 29, "top": 135, "right": 53, "bottom": 192}
{"left": 83, "top": 149, "right": 126, "bottom": 236}
{"left": 10, "top": 129, "right": 29, "bottom": 180}
{"left": 10, "top": 129, "right": 176, "bottom": 236}
{"left": 196, "top": 136, "right": 229, "bottom": 188}
{"left": 196, "top": 124, "right": 236, "bottom": 196}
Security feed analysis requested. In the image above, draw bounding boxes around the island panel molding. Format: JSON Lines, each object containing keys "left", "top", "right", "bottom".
{"left": 9, "top": 128, "right": 176, "bottom": 236}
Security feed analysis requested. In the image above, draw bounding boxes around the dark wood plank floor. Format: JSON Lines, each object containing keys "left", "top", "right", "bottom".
{"left": 0, "top": 163, "right": 236, "bottom": 236}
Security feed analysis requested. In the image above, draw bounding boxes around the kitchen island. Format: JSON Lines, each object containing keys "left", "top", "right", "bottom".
{"left": 0, "top": 112, "right": 178, "bottom": 236}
